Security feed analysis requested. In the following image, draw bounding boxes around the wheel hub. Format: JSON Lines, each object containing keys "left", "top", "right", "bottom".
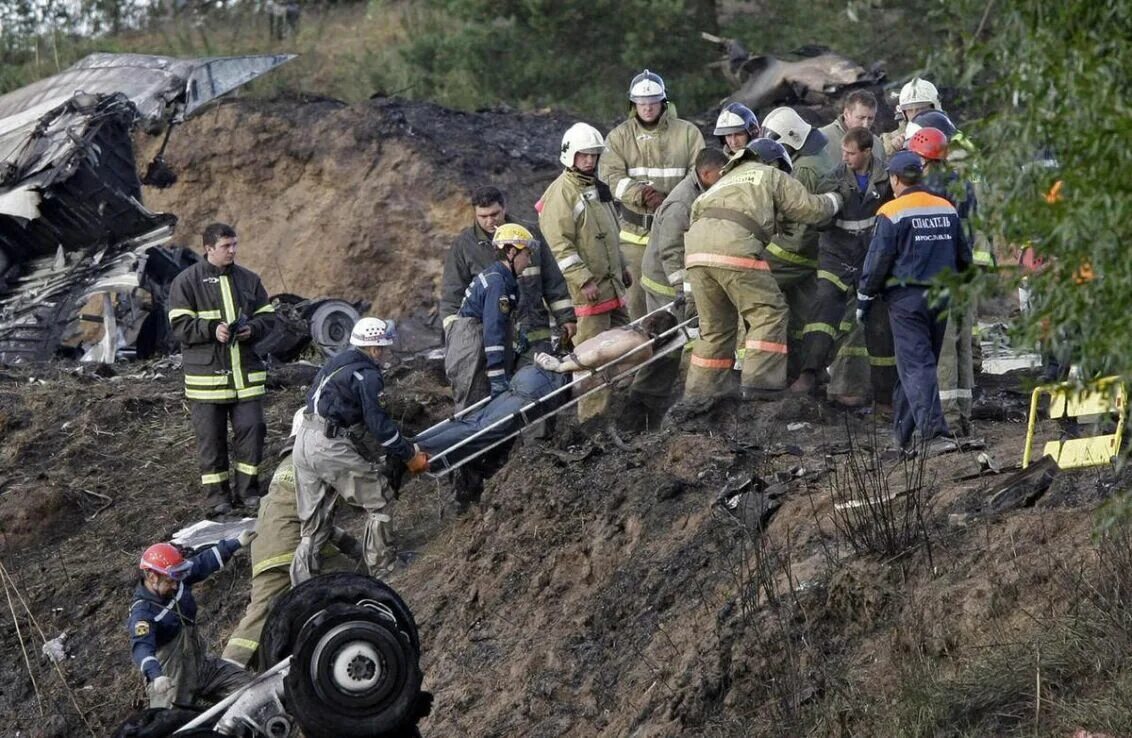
{"left": 328, "top": 637, "right": 382, "bottom": 692}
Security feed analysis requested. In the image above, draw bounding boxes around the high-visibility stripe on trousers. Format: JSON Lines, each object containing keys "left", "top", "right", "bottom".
{"left": 684, "top": 265, "right": 788, "bottom": 398}
{"left": 191, "top": 399, "right": 265, "bottom": 505}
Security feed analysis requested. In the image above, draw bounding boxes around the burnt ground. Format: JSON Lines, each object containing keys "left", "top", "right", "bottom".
{"left": 1, "top": 356, "right": 1129, "bottom": 738}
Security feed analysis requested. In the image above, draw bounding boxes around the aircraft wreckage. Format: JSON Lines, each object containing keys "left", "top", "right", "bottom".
{"left": 0, "top": 53, "right": 363, "bottom": 365}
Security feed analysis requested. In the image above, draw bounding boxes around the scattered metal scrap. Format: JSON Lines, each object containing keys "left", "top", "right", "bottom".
{"left": 0, "top": 53, "right": 295, "bottom": 365}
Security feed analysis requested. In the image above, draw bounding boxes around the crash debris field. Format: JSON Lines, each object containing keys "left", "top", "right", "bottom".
{"left": 0, "top": 96, "right": 1129, "bottom": 737}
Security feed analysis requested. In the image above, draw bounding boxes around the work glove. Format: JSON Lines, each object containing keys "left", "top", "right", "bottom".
{"left": 406, "top": 448, "right": 430, "bottom": 475}
{"left": 640, "top": 185, "right": 665, "bottom": 210}
{"left": 151, "top": 676, "right": 175, "bottom": 707}
{"left": 489, "top": 375, "right": 509, "bottom": 398}
{"left": 855, "top": 291, "right": 874, "bottom": 325}
{"left": 236, "top": 529, "right": 257, "bottom": 548}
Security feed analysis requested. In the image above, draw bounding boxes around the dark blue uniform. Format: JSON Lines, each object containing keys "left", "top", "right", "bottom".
{"left": 306, "top": 347, "right": 414, "bottom": 461}
{"left": 127, "top": 539, "right": 240, "bottom": 680}
{"left": 859, "top": 186, "right": 971, "bottom": 447}
{"left": 456, "top": 262, "right": 519, "bottom": 383}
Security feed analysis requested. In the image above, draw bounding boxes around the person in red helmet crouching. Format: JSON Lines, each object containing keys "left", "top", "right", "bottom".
{"left": 127, "top": 533, "right": 254, "bottom": 708}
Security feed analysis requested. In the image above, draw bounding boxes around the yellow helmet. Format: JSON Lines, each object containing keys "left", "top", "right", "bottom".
{"left": 492, "top": 223, "right": 533, "bottom": 251}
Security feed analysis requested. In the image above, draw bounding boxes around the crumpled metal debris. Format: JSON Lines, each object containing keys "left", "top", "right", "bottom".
{"left": 41, "top": 632, "right": 68, "bottom": 663}
{"left": 172, "top": 518, "right": 256, "bottom": 551}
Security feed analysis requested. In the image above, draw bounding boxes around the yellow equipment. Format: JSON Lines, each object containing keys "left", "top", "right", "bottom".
{"left": 1023, "top": 376, "right": 1126, "bottom": 468}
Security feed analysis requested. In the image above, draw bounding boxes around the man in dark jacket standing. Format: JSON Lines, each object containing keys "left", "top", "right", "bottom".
{"left": 440, "top": 186, "right": 576, "bottom": 361}
{"left": 168, "top": 223, "right": 276, "bottom": 514}
{"left": 857, "top": 151, "right": 971, "bottom": 456}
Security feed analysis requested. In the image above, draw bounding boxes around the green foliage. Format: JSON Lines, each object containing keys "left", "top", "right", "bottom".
{"left": 400, "top": 0, "right": 725, "bottom": 118}
{"left": 933, "top": 0, "right": 1132, "bottom": 381}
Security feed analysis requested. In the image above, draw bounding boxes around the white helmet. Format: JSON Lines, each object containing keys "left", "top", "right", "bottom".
{"left": 349, "top": 317, "right": 396, "bottom": 347}
{"left": 628, "top": 69, "right": 666, "bottom": 104}
{"left": 762, "top": 107, "right": 812, "bottom": 152}
{"left": 559, "top": 122, "right": 606, "bottom": 168}
{"left": 289, "top": 407, "right": 305, "bottom": 438}
{"left": 898, "top": 77, "right": 941, "bottom": 110}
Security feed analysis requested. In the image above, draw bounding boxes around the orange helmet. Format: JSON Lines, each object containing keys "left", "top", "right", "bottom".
{"left": 907, "top": 126, "right": 949, "bottom": 161}
{"left": 139, "top": 543, "right": 191, "bottom": 580}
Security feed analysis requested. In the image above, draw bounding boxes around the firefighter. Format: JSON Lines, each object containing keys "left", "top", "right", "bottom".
{"left": 128, "top": 535, "right": 254, "bottom": 708}
{"left": 760, "top": 107, "right": 839, "bottom": 382}
{"left": 713, "top": 102, "right": 761, "bottom": 155}
{"left": 290, "top": 317, "right": 429, "bottom": 585}
{"left": 882, "top": 76, "right": 942, "bottom": 156}
{"left": 538, "top": 122, "right": 630, "bottom": 422}
{"left": 819, "top": 89, "right": 886, "bottom": 166}
{"left": 168, "top": 223, "right": 276, "bottom": 515}
{"left": 601, "top": 70, "right": 705, "bottom": 320}
{"left": 221, "top": 409, "right": 362, "bottom": 670}
{"left": 627, "top": 147, "right": 730, "bottom": 425}
{"left": 444, "top": 225, "right": 533, "bottom": 409}
{"left": 792, "top": 126, "right": 896, "bottom": 407}
{"left": 683, "top": 140, "right": 842, "bottom": 399}
{"left": 857, "top": 150, "right": 971, "bottom": 455}
{"left": 439, "top": 186, "right": 576, "bottom": 362}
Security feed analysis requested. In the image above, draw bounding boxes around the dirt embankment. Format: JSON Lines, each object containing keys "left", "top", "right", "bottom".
{"left": 138, "top": 97, "right": 577, "bottom": 332}
{"left": 0, "top": 359, "right": 1127, "bottom": 737}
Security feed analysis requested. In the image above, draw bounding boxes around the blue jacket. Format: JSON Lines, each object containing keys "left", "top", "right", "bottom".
{"left": 859, "top": 186, "right": 972, "bottom": 297}
{"left": 924, "top": 166, "right": 977, "bottom": 243}
{"left": 457, "top": 261, "right": 519, "bottom": 379}
{"left": 127, "top": 539, "right": 241, "bottom": 681}
{"left": 306, "top": 347, "right": 414, "bottom": 461}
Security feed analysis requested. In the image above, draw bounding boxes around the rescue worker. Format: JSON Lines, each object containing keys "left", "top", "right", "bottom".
{"left": 439, "top": 186, "right": 576, "bottom": 362}
{"left": 601, "top": 70, "right": 705, "bottom": 320}
{"left": 444, "top": 225, "right": 534, "bottom": 410}
{"left": 627, "top": 147, "right": 730, "bottom": 426}
{"left": 882, "top": 77, "right": 942, "bottom": 156}
{"left": 168, "top": 223, "right": 276, "bottom": 515}
{"left": 128, "top": 535, "right": 254, "bottom": 708}
{"left": 290, "top": 317, "right": 429, "bottom": 585}
{"left": 820, "top": 89, "right": 886, "bottom": 166}
{"left": 908, "top": 123, "right": 983, "bottom": 436}
{"left": 857, "top": 150, "right": 971, "bottom": 455}
{"left": 221, "top": 409, "right": 362, "bottom": 670}
{"left": 792, "top": 126, "right": 896, "bottom": 407}
{"left": 538, "top": 122, "right": 630, "bottom": 422}
{"left": 714, "top": 102, "right": 760, "bottom": 155}
{"left": 683, "top": 140, "right": 842, "bottom": 399}
{"left": 761, "top": 107, "right": 839, "bottom": 381}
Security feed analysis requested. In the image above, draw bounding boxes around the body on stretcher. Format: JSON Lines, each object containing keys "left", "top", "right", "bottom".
{"left": 415, "top": 302, "right": 696, "bottom": 478}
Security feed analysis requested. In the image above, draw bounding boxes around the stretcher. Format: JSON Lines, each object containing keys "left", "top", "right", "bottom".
{"left": 419, "top": 301, "right": 697, "bottom": 479}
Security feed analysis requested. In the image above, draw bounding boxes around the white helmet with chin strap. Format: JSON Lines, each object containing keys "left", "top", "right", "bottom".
{"left": 350, "top": 317, "right": 396, "bottom": 347}
{"left": 559, "top": 123, "right": 606, "bottom": 167}
{"left": 761, "top": 107, "right": 812, "bottom": 152}
{"left": 628, "top": 69, "right": 666, "bottom": 104}
{"left": 898, "top": 77, "right": 941, "bottom": 111}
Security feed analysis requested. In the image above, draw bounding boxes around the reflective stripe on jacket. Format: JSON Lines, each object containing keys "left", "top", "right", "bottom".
{"left": 600, "top": 105, "right": 705, "bottom": 238}
{"left": 685, "top": 160, "right": 841, "bottom": 270}
{"left": 822, "top": 154, "right": 891, "bottom": 256}
{"left": 457, "top": 262, "right": 519, "bottom": 374}
{"left": 538, "top": 168, "right": 626, "bottom": 314}
{"left": 641, "top": 172, "right": 702, "bottom": 297}
{"left": 168, "top": 261, "right": 274, "bottom": 403}
{"left": 439, "top": 220, "right": 574, "bottom": 334}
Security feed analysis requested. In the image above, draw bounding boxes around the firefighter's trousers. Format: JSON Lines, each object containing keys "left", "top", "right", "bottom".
{"left": 191, "top": 399, "right": 265, "bottom": 505}
{"left": 685, "top": 264, "right": 787, "bottom": 398}
{"left": 290, "top": 416, "right": 395, "bottom": 585}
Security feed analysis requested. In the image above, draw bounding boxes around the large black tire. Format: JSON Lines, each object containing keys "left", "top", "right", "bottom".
{"left": 284, "top": 603, "right": 422, "bottom": 738}
{"left": 260, "top": 573, "right": 420, "bottom": 670}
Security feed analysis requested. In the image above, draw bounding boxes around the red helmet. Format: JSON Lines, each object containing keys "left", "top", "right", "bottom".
{"left": 139, "top": 543, "right": 191, "bottom": 580}
{"left": 907, "top": 126, "right": 950, "bottom": 161}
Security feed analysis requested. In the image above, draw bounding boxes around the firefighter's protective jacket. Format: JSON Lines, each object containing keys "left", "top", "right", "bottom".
{"left": 457, "top": 261, "right": 520, "bottom": 377}
{"left": 685, "top": 159, "right": 842, "bottom": 270}
{"left": 859, "top": 186, "right": 972, "bottom": 295}
{"left": 168, "top": 261, "right": 275, "bottom": 403}
{"left": 127, "top": 539, "right": 241, "bottom": 680}
{"left": 439, "top": 220, "right": 575, "bottom": 338}
{"left": 766, "top": 133, "right": 839, "bottom": 268}
{"left": 600, "top": 105, "right": 705, "bottom": 242}
{"left": 538, "top": 169, "right": 626, "bottom": 317}
{"left": 641, "top": 172, "right": 702, "bottom": 298}
{"left": 822, "top": 154, "right": 892, "bottom": 256}
{"left": 306, "top": 348, "right": 415, "bottom": 461}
